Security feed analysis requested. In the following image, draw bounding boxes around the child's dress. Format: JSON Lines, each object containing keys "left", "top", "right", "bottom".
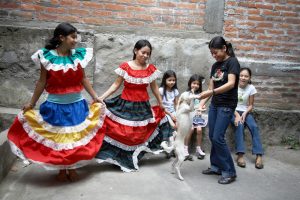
{"left": 7, "top": 48, "right": 106, "bottom": 170}
{"left": 96, "top": 62, "right": 173, "bottom": 172}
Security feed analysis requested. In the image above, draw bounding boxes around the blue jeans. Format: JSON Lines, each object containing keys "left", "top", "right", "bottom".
{"left": 208, "top": 104, "right": 236, "bottom": 178}
{"left": 231, "top": 111, "right": 264, "bottom": 155}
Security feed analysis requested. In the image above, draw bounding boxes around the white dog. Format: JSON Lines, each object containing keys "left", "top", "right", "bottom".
{"left": 163, "top": 91, "right": 201, "bottom": 181}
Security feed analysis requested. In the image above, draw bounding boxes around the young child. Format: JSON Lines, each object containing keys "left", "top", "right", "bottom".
{"left": 183, "top": 74, "right": 207, "bottom": 161}
{"left": 232, "top": 67, "right": 264, "bottom": 169}
{"left": 95, "top": 40, "right": 174, "bottom": 172}
{"left": 7, "top": 22, "right": 105, "bottom": 181}
{"left": 159, "top": 70, "right": 179, "bottom": 158}
{"left": 159, "top": 70, "right": 179, "bottom": 128}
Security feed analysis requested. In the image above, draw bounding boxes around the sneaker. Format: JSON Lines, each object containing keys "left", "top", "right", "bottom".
{"left": 196, "top": 152, "right": 205, "bottom": 160}
{"left": 202, "top": 168, "right": 221, "bottom": 175}
{"left": 218, "top": 176, "right": 236, "bottom": 184}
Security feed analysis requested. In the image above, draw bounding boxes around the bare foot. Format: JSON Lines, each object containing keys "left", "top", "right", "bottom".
{"left": 56, "top": 170, "right": 68, "bottom": 182}
{"left": 68, "top": 169, "right": 79, "bottom": 182}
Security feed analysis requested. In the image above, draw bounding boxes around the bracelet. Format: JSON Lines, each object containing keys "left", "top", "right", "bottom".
{"left": 212, "top": 89, "right": 216, "bottom": 96}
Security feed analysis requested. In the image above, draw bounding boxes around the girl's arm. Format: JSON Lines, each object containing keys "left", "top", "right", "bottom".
{"left": 198, "top": 78, "right": 214, "bottom": 110}
{"left": 200, "top": 74, "right": 236, "bottom": 100}
{"left": 99, "top": 76, "right": 124, "bottom": 100}
{"left": 241, "top": 94, "right": 254, "bottom": 123}
{"left": 150, "top": 80, "right": 163, "bottom": 108}
{"left": 174, "top": 96, "right": 179, "bottom": 111}
{"left": 81, "top": 69, "right": 102, "bottom": 103}
{"left": 23, "top": 65, "right": 47, "bottom": 113}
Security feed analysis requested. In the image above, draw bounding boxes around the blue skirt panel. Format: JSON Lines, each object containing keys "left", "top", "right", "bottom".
{"left": 39, "top": 99, "right": 89, "bottom": 126}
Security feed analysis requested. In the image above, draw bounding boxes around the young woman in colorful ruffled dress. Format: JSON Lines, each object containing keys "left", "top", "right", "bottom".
{"left": 96, "top": 39, "right": 173, "bottom": 172}
{"left": 7, "top": 23, "right": 106, "bottom": 181}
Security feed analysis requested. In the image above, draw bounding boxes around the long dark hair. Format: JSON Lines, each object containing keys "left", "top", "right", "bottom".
{"left": 187, "top": 74, "right": 204, "bottom": 94}
{"left": 132, "top": 39, "right": 152, "bottom": 60}
{"left": 45, "top": 22, "right": 77, "bottom": 50}
{"left": 240, "top": 67, "right": 252, "bottom": 84}
{"left": 160, "top": 70, "right": 178, "bottom": 100}
{"left": 208, "top": 36, "right": 235, "bottom": 57}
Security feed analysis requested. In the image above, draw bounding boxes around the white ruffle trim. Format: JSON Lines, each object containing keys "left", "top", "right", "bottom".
{"left": 105, "top": 109, "right": 156, "bottom": 127}
{"left": 34, "top": 112, "right": 91, "bottom": 134}
{"left": 8, "top": 141, "right": 92, "bottom": 170}
{"left": 17, "top": 105, "right": 106, "bottom": 151}
{"left": 31, "top": 48, "right": 93, "bottom": 72}
{"left": 115, "top": 68, "right": 161, "bottom": 84}
{"left": 95, "top": 158, "right": 134, "bottom": 173}
{"left": 103, "top": 127, "right": 160, "bottom": 152}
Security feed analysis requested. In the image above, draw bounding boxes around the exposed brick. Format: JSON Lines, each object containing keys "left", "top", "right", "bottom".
{"left": 0, "top": 2, "right": 20, "bottom": 9}
{"left": 104, "top": 4, "right": 126, "bottom": 11}
{"left": 257, "top": 22, "right": 274, "bottom": 28}
{"left": 83, "top": 17, "right": 105, "bottom": 25}
{"left": 69, "top": 9, "right": 90, "bottom": 16}
{"left": 92, "top": 10, "right": 113, "bottom": 17}
{"left": 136, "top": 0, "right": 156, "bottom": 6}
{"left": 159, "top": 2, "right": 176, "bottom": 8}
{"left": 177, "top": 2, "right": 197, "bottom": 9}
{"left": 255, "top": 3, "right": 274, "bottom": 10}
{"left": 82, "top": 1, "right": 103, "bottom": 9}
{"left": 248, "top": 15, "right": 265, "bottom": 21}
{"left": 237, "top": 45, "right": 255, "bottom": 51}
{"left": 127, "top": 6, "right": 146, "bottom": 12}
{"left": 44, "top": 7, "right": 67, "bottom": 14}
{"left": 134, "top": 14, "right": 154, "bottom": 21}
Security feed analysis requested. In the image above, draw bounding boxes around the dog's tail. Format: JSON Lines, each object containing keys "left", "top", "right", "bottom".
{"left": 160, "top": 141, "right": 174, "bottom": 153}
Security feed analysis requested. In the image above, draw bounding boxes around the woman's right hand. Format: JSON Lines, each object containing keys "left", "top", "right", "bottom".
{"left": 22, "top": 103, "right": 34, "bottom": 114}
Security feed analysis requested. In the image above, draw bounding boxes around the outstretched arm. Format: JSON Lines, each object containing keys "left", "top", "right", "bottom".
{"left": 81, "top": 69, "right": 102, "bottom": 103}
{"left": 99, "top": 76, "right": 124, "bottom": 100}
{"left": 23, "top": 65, "right": 47, "bottom": 113}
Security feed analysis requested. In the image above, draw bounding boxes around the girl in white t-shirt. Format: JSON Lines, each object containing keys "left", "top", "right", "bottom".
{"left": 159, "top": 70, "right": 179, "bottom": 128}
{"left": 159, "top": 70, "right": 179, "bottom": 158}
{"left": 183, "top": 74, "right": 207, "bottom": 161}
{"left": 232, "top": 68, "right": 264, "bottom": 169}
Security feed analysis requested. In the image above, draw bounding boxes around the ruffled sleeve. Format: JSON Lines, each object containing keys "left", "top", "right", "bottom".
{"left": 114, "top": 63, "right": 161, "bottom": 84}
{"left": 31, "top": 48, "right": 93, "bottom": 72}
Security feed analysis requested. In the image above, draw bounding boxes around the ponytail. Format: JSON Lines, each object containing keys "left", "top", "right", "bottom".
{"left": 45, "top": 22, "right": 77, "bottom": 50}
{"left": 209, "top": 36, "right": 236, "bottom": 57}
{"left": 45, "top": 36, "right": 61, "bottom": 50}
{"left": 225, "top": 41, "right": 235, "bottom": 57}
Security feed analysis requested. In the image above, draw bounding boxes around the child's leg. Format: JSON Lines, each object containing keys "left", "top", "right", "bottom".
{"left": 68, "top": 169, "right": 79, "bottom": 181}
{"left": 184, "top": 128, "right": 194, "bottom": 156}
{"left": 196, "top": 127, "right": 205, "bottom": 158}
{"left": 56, "top": 169, "right": 68, "bottom": 182}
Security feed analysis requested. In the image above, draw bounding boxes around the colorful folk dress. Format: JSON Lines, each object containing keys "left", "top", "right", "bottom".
{"left": 96, "top": 62, "right": 173, "bottom": 172}
{"left": 7, "top": 48, "right": 106, "bottom": 170}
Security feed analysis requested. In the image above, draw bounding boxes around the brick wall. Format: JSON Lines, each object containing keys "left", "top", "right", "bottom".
{"left": 0, "top": 0, "right": 207, "bottom": 30}
{"left": 224, "top": 0, "right": 300, "bottom": 63}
